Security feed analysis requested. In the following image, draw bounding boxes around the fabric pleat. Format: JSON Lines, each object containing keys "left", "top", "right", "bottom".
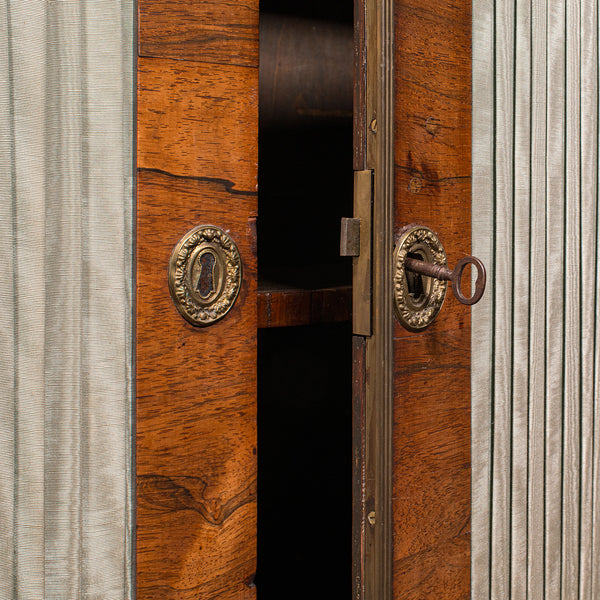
{"left": 0, "top": 2, "right": 134, "bottom": 598}
{"left": 473, "top": 0, "right": 600, "bottom": 598}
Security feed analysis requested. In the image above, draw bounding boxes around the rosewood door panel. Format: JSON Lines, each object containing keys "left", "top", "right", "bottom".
{"left": 136, "top": 2, "right": 258, "bottom": 598}
{"left": 353, "top": 0, "right": 472, "bottom": 597}
{"left": 392, "top": 0, "right": 472, "bottom": 597}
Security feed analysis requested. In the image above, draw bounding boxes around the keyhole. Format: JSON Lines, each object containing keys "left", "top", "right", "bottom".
{"left": 406, "top": 252, "right": 425, "bottom": 303}
{"left": 196, "top": 252, "right": 216, "bottom": 298}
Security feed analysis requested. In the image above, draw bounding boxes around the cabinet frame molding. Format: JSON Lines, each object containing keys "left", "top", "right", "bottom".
{"left": 353, "top": 0, "right": 394, "bottom": 596}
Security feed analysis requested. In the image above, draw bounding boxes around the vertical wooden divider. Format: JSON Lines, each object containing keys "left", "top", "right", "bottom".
{"left": 136, "top": 2, "right": 258, "bottom": 598}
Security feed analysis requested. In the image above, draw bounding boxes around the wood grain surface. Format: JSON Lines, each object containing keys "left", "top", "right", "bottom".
{"left": 138, "top": 58, "right": 257, "bottom": 192}
{"left": 257, "top": 283, "right": 351, "bottom": 328}
{"left": 392, "top": 1, "right": 471, "bottom": 598}
{"left": 353, "top": 0, "right": 367, "bottom": 171}
{"left": 352, "top": 335, "right": 368, "bottom": 600}
{"left": 136, "top": 2, "right": 258, "bottom": 598}
{"left": 139, "top": 0, "right": 258, "bottom": 67}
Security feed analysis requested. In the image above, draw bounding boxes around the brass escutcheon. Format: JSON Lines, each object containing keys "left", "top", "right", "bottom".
{"left": 393, "top": 225, "right": 448, "bottom": 332}
{"left": 168, "top": 225, "right": 242, "bottom": 327}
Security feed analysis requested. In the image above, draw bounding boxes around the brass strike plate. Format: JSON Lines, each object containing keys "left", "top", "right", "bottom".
{"left": 393, "top": 225, "right": 448, "bottom": 331}
{"left": 352, "top": 170, "right": 373, "bottom": 336}
{"left": 168, "top": 225, "right": 242, "bottom": 327}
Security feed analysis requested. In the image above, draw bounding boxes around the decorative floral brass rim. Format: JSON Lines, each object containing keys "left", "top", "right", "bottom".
{"left": 168, "top": 225, "right": 242, "bottom": 327}
{"left": 393, "top": 225, "right": 448, "bottom": 332}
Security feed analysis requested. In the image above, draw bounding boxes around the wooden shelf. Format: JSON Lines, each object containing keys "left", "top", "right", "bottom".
{"left": 257, "top": 280, "right": 351, "bottom": 328}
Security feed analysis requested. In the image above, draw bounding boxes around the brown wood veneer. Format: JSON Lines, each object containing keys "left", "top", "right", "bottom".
{"left": 257, "top": 283, "right": 351, "bottom": 328}
{"left": 392, "top": 0, "right": 472, "bottom": 598}
{"left": 136, "top": 1, "right": 258, "bottom": 597}
{"left": 139, "top": 0, "right": 258, "bottom": 67}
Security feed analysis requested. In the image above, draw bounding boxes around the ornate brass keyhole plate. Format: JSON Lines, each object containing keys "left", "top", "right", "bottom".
{"left": 393, "top": 225, "right": 448, "bottom": 331}
{"left": 393, "top": 225, "right": 487, "bottom": 331}
{"left": 168, "top": 225, "right": 242, "bottom": 326}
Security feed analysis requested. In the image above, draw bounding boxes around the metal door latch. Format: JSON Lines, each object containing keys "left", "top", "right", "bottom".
{"left": 340, "top": 170, "right": 373, "bottom": 336}
{"left": 393, "top": 225, "right": 486, "bottom": 331}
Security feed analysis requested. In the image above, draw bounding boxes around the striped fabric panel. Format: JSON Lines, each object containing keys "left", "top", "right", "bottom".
{"left": 0, "top": 3, "right": 134, "bottom": 598}
{"left": 472, "top": 0, "right": 600, "bottom": 598}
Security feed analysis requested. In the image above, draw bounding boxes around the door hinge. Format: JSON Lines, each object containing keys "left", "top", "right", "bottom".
{"left": 340, "top": 170, "right": 372, "bottom": 336}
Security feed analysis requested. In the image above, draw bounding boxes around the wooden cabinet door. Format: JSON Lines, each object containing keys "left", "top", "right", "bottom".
{"left": 135, "top": 0, "right": 471, "bottom": 598}
{"left": 354, "top": 0, "right": 472, "bottom": 598}
{"left": 392, "top": 0, "right": 471, "bottom": 596}
{"left": 136, "top": 2, "right": 258, "bottom": 598}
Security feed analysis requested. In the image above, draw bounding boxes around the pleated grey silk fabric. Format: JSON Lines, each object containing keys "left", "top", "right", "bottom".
{"left": 473, "top": 0, "right": 600, "bottom": 598}
{"left": 0, "top": 2, "right": 134, "bottom": 598}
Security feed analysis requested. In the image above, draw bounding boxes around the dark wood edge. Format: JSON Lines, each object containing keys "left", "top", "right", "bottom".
{"left": 362, "top": 0, "right": 394, "bottom": 596}
{"left": 354, "top": 0, "right": 367, "bottom": 170}
{"left": 352, "top": 336, "right": 368, "bottom": 600}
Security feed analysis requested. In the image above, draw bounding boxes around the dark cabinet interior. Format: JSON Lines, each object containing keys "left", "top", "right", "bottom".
{"left": 256, "top": 1, "right": 354, "bottom": 597}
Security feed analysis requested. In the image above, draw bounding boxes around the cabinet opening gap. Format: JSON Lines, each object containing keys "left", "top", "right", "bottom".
{"left": 257, "top": 0, "right": 353, "bottom": 595}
